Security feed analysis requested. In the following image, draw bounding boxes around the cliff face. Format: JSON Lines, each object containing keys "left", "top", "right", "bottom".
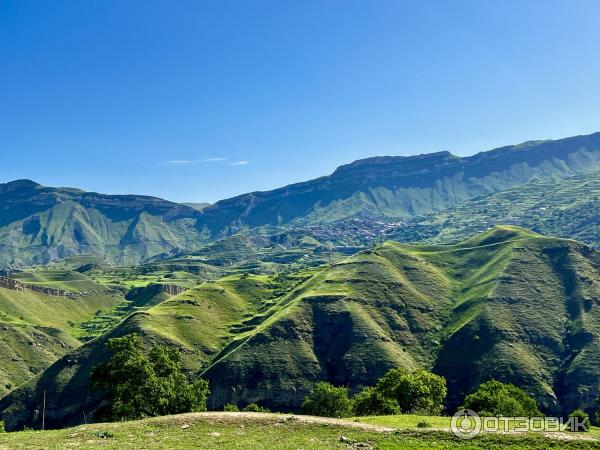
{"left": 197, "top": 133, "right": 600, "bottom": 235}
{"left": 3, "top": 132, "right": 600, "bottom": 268}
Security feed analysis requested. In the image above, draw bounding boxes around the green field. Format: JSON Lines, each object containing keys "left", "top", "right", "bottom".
{"left": 1, "top": 413, "right": 598, "bottom": 449}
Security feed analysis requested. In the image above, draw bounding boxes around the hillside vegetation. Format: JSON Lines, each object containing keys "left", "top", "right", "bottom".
{"left": 2, "top": 226, "right": 600, "bottom": 432}
{"left": 389, "top": 170, "right": 600, "bottom": 247}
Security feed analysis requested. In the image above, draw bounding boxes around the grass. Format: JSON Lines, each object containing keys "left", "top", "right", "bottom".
{"left": 0, "top": 412, "right": 598, "bottom": 449}
{"left": 3, "top": 226, "right": 600, "bottom": 431}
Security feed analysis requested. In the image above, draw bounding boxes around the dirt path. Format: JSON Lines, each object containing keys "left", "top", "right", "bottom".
{"left": 146, "top": 411, "right": 397, "bottom": 432}
{"left": 141, "top": 412, "right": 598, "bottom": 442}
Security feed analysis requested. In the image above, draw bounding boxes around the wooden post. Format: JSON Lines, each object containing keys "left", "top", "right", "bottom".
{"left": 42, "top": 390, "right": 46, "bottom": 431}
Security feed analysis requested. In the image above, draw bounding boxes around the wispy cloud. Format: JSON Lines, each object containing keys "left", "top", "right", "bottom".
{"left": 202, "top": 157, "right": 228, "bottom": 162}
{"left": 229, "top": 160, "right": 249, "bottom": 166}
{"left": 167, "top": 160, "right": 196, "bottom": 165}
{"left": 166, "top": 157, "right": 229, "bottom": 165}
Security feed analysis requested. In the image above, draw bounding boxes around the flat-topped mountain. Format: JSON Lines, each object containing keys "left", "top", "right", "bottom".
{"left": 1, "top": 131, "right": 600, "bottom": 268}
{"left": 197, "top": 132, "right": 600, "bottom": 236}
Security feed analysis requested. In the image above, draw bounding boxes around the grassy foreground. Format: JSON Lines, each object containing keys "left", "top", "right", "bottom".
{"left": 1, "top": 412, "right": 599, "bottom": 450}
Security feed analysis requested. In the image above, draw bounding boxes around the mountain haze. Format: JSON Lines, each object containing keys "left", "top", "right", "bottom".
{"left": 0, "top": 180, "right": 204, "bottom": 267}
{"left": 1, "top": 132, "right": 600, "bottom": 268}
{"left": 197, "top": 133, "right": 600, "bottom": 236}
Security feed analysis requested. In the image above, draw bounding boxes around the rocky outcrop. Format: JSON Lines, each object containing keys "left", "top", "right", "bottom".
{"left": 0, "top": 276, "right": 25, "bottom": 291}
{"left": 0, "top": 276, "right": 76, "bottom": 297}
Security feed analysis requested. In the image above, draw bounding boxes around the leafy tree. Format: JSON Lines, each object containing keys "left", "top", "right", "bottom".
{"left": 224, "top": 404, "right": 239, "bottom": 412}
{"left": 462, "top": 380, "right": 541, "bottom": 417}
{"left": 302, "top": 382, "right": 353, "bottom": 418}
{"left": 242, "top": 403, "right": 271, "bottom": 413}
{"left": 352, "top": 386, "right": 400, "bottom": 416}
{"left": 568, "top": 409, "right": 590, "bottom": 432}
{"left": 0, "top": 420, "right": 5, "bottom": 433}
{"left": 376, "top": 369, "right": 447, "bottom": 414}
{"left": 91, "top": 333, "right": 209, "bottom": 421}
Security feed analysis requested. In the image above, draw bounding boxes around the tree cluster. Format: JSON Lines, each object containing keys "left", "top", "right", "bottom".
{"left": 91, "top": 333, "right": 209, "bottom": 421}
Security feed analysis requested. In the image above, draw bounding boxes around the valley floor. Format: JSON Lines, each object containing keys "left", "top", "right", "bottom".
{"left": 0, "top": 412, "right": 599, "bottom": 449}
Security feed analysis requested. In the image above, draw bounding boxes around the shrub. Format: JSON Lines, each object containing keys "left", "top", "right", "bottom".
{"left": 0, "top": 420, "right": 5, "bottom": 433}
{"left": 376, "top": 369, "right": 447, "bottom": 414}
{"left": 416, "top": 420, "right": 431, "bottom": 428}
{"left": 352, "top": 386, "right": 400, "bottom": 416}
{"left": 462, "top": 380, "right": 541, "bottom": 417}
{"left": 224, "top": 404, "right": 239, "bottom": 412}
{"left": 91, "top": 333, "right": 210, "bottom": 421}
{"left": 568, "top": 409, "right": 590, "bottom": 432}
{"left": 302, "top": 382, "right": 353, "bottom": 418}
{"left": 242, "top": 403, "right": 271, "bottom": 413}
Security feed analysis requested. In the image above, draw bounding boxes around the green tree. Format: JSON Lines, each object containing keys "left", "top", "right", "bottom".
{"left": 223, "top": 404, "right": 239, "bottom": 412}
{"left": 568, "top": 409, "right": 590, "bottom": 432}
{"left": 302, "top": 382, "right": 353, "bottom": 418}
{"left": 376, "top": 369, "right": 447, "bottom": 414}
{"left": 352, "top": 386, "right": 400, "bottom": 416}
{"left": 91, "top": 333, "right": 209, "bottom": 421}
{"left": 462, "top": 380, "right": 541, "bottom": 417}
{"left": 242, "top": 403, "right": 271, "bottom": 413}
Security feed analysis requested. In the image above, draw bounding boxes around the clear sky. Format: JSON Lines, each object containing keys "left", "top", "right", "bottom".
{"left": 1, "top": 0, "right": 600, "bottom": 203}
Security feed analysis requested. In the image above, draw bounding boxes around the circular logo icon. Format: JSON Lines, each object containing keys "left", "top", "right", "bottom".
{"left": 451, "top": 409, "right": 481, "bottom": 439}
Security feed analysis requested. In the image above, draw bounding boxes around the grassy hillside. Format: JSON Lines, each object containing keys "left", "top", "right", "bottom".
{"left": 0, "top": 412, "right": 598, "bottom": 449}
{"left": 0, "top": 180, "right": 205, "bottom": 268}
{"left": 0, "top": 272, "right": 123, "bottom": 397}
{"left": 389, "top": 170, "right": 600, "bottom": 247}
{"left": 3, "top": 226, "right": 600, "bottom": 431}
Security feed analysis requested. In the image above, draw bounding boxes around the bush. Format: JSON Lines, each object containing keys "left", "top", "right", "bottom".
{"left": 224, "top": 404, "right": 239, "bottom": 412}
{"left": 416, "top": 420, "right": 431, "bottom": 428}
{"left": 462, "top": 380, "right": 541, "bottom": 417}
{"left": 352, "top": 386, "right": 400, "bottom": 416}
{"left": 376, "top": 369, "right": 447, "bottom": 414}
{"left": 302, "top": 382, "right": 353, "bottom": 418}
{"left": 568, "top": 409, "right": 590, "bottom": 432}
{"left": 0, "top": 420, "right": 5, "bottom": 433}
{"left": 91, "top": 333, "right": 210, "bottom": 421}
{"left": 242, "top": 403, "right": 271, "bottom": 413}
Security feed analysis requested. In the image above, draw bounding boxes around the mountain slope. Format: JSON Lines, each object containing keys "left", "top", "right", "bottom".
{"left": 3, "top": 227, "right": 600, "bottom": 430}
{"left": 0, "top": 180, "right": 205, "bottom": 267}
{"left": 0, "top": 272, "right": 123, "bottom": 397}
{"left": 388, "top": 169, "right": 600, "bottom": 247}
{"left": 2, "top": 132, "right": 600, "bottom": 269}
{"left": 197, "top": 132, "right": 600, "bottom": 236}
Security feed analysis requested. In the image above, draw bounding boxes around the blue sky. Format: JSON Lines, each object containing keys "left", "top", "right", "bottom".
{"left": 1, "top": 0, "right": 600, "bottom": 203}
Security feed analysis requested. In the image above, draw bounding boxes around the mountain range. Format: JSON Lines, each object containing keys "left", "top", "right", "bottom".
{"left": 1, "top": 132, "right": 600, "bottom": 268}
{"left": 1, "top": 131, "right": 600, "bottom": 431}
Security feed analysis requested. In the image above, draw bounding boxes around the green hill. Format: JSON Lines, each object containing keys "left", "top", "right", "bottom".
{"left": 388, "top": 170, "right": 600, "bottom": 247}
{"left": 0, "top": 272, "right": 123, "bottom": 397}
{"left": 0, "top": 412, "right": 598, "bottom": 449}
{"left": 3, "top": 227, "right": 600, "bottom": 431}
{"left": 0, "top": 180, "right": 204, "bottom": 268}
